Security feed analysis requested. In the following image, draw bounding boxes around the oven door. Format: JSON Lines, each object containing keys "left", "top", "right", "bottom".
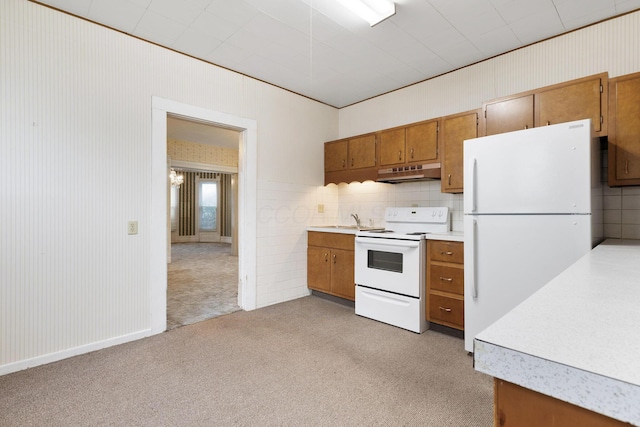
{"left": 354, "top": 236, "right": 424, "bottom": 297}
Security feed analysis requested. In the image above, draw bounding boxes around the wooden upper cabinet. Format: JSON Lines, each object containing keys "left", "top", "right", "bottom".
{"left": 379, "top": 119, "right": 439, "bottom": 167}
{"left": 536, "top": 73, "right": 607, "bottom": 135}
{"left": 380, "top": 128, "right": 406, "bottom": 166}
{"left": 406, "top": 120, "right": 438, "bottom": 163}
{"left": 608, "top": 71, "right": 640, "bottom": 186}
{"left": 325, "top": 139, "right": 348, "bottom": 172}
{"left": 441, "top": 110, "right": 480, "bottom": 193}
{"left": 324, "top": 133, "right": 377, "bottom": 185}
{"left": 483, "top": 73, "right": 608, "bottom": 137}
{"left": 484, "top": 94, "right": 534, "bottom": 136}
{"left": 348, "top": 134, "right": 376, "bottom": 169}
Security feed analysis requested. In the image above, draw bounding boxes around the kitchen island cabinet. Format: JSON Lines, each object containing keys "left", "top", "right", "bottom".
{"left": 483, "top": 73, "right": 608, "bottom": 137}
{"left": 307, "top": 231, "right": 355, "bottom": 301}
{"left": 426, "top": 240, "right": 464, "bottom": 330}
{"left": 494, "top": 379, "right": 629, "bottom": 426}
{"left": 474, "top": 239, "right": 640, "bottom": 426}
{"left": 608, "top": 71, "right": 640, "bottom": 186}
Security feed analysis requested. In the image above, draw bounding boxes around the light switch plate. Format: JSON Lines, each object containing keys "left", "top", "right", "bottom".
{"left": 317, "top": 204, "right": 325, "bottom": 213}
{"left": 128, "top": 221, "right": 138, "bottom": 235}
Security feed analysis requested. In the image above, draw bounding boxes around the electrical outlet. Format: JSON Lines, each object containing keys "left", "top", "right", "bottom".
{"left": 128, "top": 221, "right": 138, "bottom": 235}
{"left": 317, "top": 204, "right": 325, "bottom": 213}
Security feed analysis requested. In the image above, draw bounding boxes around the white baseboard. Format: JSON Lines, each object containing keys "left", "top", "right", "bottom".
{"left": 0, "top": 328, "right": 156, "bottom": 376}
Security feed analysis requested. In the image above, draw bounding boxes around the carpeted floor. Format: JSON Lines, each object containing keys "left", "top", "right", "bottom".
{"left": 167, "top": 242, "right": 241, "bottom": 330}
{"left": 0, "top": 296, "right": 493, "bottom": 426}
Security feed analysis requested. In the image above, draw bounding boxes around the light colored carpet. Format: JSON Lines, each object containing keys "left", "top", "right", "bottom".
{"left": 0, "top": 296, "right": 493, "bottom": 426}
{"left": 167, "top": 242, "right": 240, "bottom": 330}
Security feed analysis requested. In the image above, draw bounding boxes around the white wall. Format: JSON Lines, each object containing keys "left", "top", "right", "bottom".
{"left": 0, "top": 0, "right": 337, "bottom": 374}
{"left": 336, "top": 10, "right": 640, "bottom": 239}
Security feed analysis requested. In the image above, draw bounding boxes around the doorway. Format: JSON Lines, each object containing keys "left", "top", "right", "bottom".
{"left": 167, "top": 168, "right": 239, "bottom": 329}
{"left": 150, "top": 97, "right": 258, "bottom": 335}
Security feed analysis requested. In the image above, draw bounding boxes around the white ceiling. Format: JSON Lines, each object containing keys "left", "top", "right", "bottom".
{"left": 35, "top": 0, "right": 640, "bottom": 109}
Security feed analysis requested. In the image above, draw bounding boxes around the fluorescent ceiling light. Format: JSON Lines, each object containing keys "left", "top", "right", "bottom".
{"left": 337, "top": 0, "right": 396, "bottom": 26}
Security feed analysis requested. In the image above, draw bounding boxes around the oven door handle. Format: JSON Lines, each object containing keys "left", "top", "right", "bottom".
{"left": 355, "top": 237, "right": 420, "bottom": 249}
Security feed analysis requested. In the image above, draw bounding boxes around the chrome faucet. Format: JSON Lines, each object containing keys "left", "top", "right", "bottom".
{"left": 351, "top": 213, "right": 361, "bottom": 229}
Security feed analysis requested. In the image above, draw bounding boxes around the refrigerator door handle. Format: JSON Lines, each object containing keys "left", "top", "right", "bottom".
{"left": 471, "top": 158, "right": 478, "bottom": 213}
{"left": 472, "top": 218, "right": 478, "bottom": 298}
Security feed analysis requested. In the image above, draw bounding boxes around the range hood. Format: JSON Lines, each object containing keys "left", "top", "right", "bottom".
{"left": 376, "top": 163, "right": 441, "bottom": 183}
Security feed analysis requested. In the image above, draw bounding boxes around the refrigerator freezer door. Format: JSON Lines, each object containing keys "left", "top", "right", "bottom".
{"left": 464, "top": 214, "right": 592, "bottom": 353}
{"left": 464, "top": 119, "right": 594, "bottom": 214}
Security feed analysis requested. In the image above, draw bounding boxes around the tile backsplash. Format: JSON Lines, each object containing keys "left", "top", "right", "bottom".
{"left": 603, "top": 185, "right": 640, "bottom": 239}
{"left": 311, "top": 180, "right": 640, "bottom": 239}
{"left": 312, "top": 180, "right": 464, "bottom": 232}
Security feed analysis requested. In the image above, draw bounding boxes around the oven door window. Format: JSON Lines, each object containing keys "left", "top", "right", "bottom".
{"left": 367, "top": 250, "right": 402, "bottom": 273}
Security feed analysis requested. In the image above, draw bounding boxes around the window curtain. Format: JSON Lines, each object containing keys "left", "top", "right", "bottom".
{"left": 177, "top": 171, "right": 232, "bottom": 237}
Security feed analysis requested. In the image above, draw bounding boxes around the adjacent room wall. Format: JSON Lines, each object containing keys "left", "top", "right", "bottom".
{"left": 0, "top": 0, "right": 337, "bottom": 374}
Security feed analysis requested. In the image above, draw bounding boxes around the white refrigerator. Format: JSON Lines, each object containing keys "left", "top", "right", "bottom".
{"left": 463, "top": 119, "right": 603, "bottom": 353}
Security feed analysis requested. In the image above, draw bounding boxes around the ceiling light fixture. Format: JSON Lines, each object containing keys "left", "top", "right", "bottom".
{"left": 337, "top": 0, "right": 396, "bottom": 26}
{"left": 170, "top": 168, "right": 184, "bottom": 188}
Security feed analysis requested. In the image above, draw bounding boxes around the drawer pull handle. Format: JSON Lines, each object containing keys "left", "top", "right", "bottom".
{"left": 439, "top": 306, "right": 452, "bottom": 312}
{"left": 441, "top": 251, "right": 453, "bottom": 256}
{"left": 333, "top": 254, "right": 336, "bottom": 264}
{"left": 439, "top": 276, "right": 453, "bottom": 282}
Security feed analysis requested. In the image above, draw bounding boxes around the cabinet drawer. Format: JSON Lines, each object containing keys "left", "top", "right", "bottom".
{"left": 428, "top": 294, "right": 464, "bottom": 329}
{"left": 308, "top": 231, "right": 354, "bottom": 251}
{"left": 429, "top": 240, "right": 463, "bottom": 264}
{"left": 429, "top": 264, "right": 464, "bottom": 295}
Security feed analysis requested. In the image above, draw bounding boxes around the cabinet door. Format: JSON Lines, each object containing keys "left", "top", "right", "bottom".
{"left": 484, "top": 95, "right": 534, "bottom": 136}
{"left": 441, "top": 111, "right": 479, "bottom": 193}
{"left": 494, "top": 379, "right": 630, "bottom": 427}
{"left": 330, "top": 248, "right": 355, "bottom": 300}
{"left": 406, "top": 120, "right": 438, "bottom": 163}
{"left": 536, "top": 75, "right": 605, "bottom": 133}
{"left": 349, "top": 134, "right": 377, "bottom": 169}
{"left": 379, "top": 128, "right": 405, "bottom": 166}
{"left": 325, "top": 140, "right": 348, "bottom": 172}
{"left": 307, "top": 246, "right": 331, "bottom": 293}
{"left": 608, "top": 73, "right": 640, "bottom": 186}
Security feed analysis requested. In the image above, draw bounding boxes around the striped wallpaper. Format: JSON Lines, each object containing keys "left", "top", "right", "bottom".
{"left": 0, "top": 0, "right": 337, "bottom": 374}
{"left": 174, "top": 171, "right": 232, "bottom": 238}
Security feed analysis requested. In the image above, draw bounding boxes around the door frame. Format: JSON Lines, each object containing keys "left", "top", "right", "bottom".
{"left": 151, "top": 96, "right": 258, "bottom": 334}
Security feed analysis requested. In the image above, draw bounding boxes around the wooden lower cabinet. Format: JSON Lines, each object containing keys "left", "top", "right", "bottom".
{"left": 307, "top": 231, "right": 355, "bottom": 301}
{"left": 426, "top": 240, "right": 464, "bottom": 330}
{"left": 494, "top": 379, "right": 630, "bottom": 427}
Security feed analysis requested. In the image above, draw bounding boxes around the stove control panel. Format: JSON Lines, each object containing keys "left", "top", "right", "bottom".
{"left": 384, "top": 207, "right": 449, "bottom": 223}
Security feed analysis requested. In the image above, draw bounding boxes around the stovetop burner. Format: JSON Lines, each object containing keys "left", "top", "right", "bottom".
{"left": 356, "top": 207, "right": 451, "bottom": 240}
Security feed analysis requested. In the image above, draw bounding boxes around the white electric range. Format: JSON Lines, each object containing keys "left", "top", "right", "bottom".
{"left": 354, "top": 207, "right": 451, "bottom": 333}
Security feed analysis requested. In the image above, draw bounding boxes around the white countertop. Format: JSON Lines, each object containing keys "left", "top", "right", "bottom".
{"left": 307, "top": 226, "right": 464, "bottom": 242}
{"left": 474, "top": 239, "right": 640, "bottom": 425}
